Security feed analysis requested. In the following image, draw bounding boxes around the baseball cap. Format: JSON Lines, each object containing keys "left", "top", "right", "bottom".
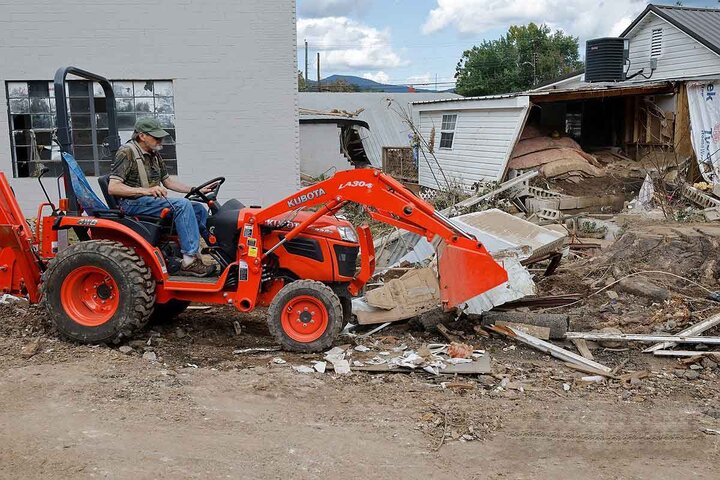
{"left": 134, "top": 117, "right": 170, "bottom": 138}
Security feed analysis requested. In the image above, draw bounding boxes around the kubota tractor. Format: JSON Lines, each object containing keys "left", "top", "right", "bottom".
{"left": 0, "top": 67, "right": 508, "bottom": 352}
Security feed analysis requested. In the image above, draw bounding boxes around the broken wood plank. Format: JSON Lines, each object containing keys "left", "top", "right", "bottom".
{"left": 643, "top": 313, "right": 720, "bottom": 353}
{"left": 652, "top": 350, "right": 720, "bottom": 358}
{"left": 436, "top": 324, "right": 459, "bottom": 343}
{"left": 489, "top": 325, "right": 612, "bottom": 373}
{"left": 496, "top": 321, "right": 550, "bottom": 340}
{"left": 563, "top": 362, "right": 615, "bottom": 378}
{"left": 483, "top": 311, "right": 568, "bottom": 339}
{"left": 565, "top": 332, "right": 720, "bottom": 345}
{"left": 440, "top": 170, "right": 539, "bottom": 215}
{"left": 571, "top": 338, "right": 594, "bottom": 361}
{"left": 357, "top": 322, "right": 392, "bottom": 338}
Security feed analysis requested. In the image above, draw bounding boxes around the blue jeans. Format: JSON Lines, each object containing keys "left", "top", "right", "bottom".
{"left": 119, "top": 196, "right": 208, "bottom": 256}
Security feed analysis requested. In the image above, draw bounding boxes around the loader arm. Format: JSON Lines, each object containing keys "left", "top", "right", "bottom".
{"left": 252, "top": 169, "right": 508, "bottom": 308}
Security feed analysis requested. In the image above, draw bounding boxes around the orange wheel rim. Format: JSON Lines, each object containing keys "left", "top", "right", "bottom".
{"left": 280, "top": 295, "right": 329, "bottom": 343}
{"left": 60, "top": 266, "right": 120, "bottom": 327}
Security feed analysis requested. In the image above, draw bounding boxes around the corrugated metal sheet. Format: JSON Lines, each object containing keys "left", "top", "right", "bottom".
{"left": 415, "top": 96, "right": 530, "bottom": 188}
{"left": 298, "top": 92, "right": 460, "bottom": 167}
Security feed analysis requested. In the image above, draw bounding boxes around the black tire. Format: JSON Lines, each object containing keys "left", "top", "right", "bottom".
{"left": 267, "top": 280, "right": 343, "bottom": 352}
{"left": 149, "top": 299, "right": 191, "bottom": 324}
{"left": 41, "top": 240, "right": 155, "bottom": 344}
{"left": 339, "top": 296, "right": 354, "bottom": 327}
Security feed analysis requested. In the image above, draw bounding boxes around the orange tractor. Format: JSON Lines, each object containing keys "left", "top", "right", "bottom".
{"left": 0, "top": 67, "right": 508, "bottom": 352}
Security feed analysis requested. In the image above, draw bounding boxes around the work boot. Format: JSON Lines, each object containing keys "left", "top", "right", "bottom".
{"left": 180, "top": 257, "right": 215, "bottom": 277}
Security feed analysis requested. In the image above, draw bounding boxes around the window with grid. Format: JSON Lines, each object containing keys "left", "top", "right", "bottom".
{"left": 650, "top": 28, "right": 662, "bottom": 58}
{"left": 6, "top": 80, "right": 176, "bottom": 178}
{"left": 439, "top": 113, "right": 457, "bottom": 149}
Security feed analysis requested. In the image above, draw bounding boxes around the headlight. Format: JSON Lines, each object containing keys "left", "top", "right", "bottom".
{"left": 337, "top": 226, "right": 358, "bottom": 242}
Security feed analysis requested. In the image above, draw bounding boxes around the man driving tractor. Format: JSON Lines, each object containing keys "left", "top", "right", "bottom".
{"left": 108, "top": 117, "right": 215, "bottom": 277}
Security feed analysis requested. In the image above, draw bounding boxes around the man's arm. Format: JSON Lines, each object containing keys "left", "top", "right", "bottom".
{"left": 162, "top": 176, "right": 193, "bottom": 194}
{"left": 108, "top": 179, "right": 167, "bottom": 198}
{"left": 163, "top": 176, "right": 218, "bottom": 194}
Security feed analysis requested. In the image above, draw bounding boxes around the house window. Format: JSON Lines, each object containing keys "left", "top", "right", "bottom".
{"left": 651, "top": 28, "right": 662, "bottom": 58}
{"left": 6, "top": 80, "right": 177, "bottom": 178}
{"left": 439, "top": 114, "right": 457, "bottom": 149}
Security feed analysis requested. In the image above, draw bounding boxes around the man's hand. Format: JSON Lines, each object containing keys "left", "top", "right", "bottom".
{"left": 145, "top": 185, "right": 168, "bottom": 198}
{"left": 200, "top": 181, "right": 220, "bottom": 194}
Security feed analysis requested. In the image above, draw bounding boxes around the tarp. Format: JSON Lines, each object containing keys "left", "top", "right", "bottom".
{"left": 687, "top": 81, "right": 720, "bottom": 182}
{"left": 62, "top": 152, "right": 107, "bottom": 215}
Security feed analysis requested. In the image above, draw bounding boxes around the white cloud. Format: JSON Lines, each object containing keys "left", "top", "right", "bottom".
{"left": 422, "top": 0, "right": 648, "bottom": 41}
{"left": 362, "top": 71, "right": 390, "bottom": 83}
{"left": 298, "top": 0, "right": 370, "bottom": 18}
{"left": 298, "top": 17, "right": 408, "bottom": 70}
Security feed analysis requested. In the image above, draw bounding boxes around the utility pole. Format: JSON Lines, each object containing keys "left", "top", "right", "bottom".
{"left": 304, "top": 39, "right": 308, "bottom": 91}
{"left": 317, "top": 52, "right": 321, "bottom": 92}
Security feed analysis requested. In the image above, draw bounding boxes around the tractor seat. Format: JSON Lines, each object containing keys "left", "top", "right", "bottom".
{"left": 98, "top": 175, "right": 172, "bottom": 227}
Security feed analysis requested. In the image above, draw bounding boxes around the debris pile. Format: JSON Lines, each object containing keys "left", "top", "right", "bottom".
{"left": 509, "top": 126, "right": 604, "bottom": 183}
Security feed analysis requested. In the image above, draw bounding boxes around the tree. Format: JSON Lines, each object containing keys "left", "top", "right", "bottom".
{"left": 455, "top": 23, "right": 583, "bottom": 96}
{"left": 323, "top": 79, "right": 359, "bottom": 92}
{"left": 298, "top": 70, "right": 306, "bottom": 91}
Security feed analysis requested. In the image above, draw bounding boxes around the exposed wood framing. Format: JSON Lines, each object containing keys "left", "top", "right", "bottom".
{"left": 674, "top": 82, "right": 694, "bottom": 160}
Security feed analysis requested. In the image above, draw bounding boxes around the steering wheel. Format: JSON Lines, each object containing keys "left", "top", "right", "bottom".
{"left": 185, "top": 177, "right": 225, "bottom": 204}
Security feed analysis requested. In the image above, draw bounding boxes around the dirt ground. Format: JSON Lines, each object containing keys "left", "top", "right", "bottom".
{"left": 2, "top": 286, "right": 720, "bottom": 479}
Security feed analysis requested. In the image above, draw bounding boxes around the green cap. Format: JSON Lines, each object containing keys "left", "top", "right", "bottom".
{"left": 134, "top": 117, "right": 170, "bottom": 138}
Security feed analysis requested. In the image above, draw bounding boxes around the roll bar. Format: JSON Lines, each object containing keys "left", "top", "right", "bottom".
{"left": 53, "top": 66, "right": 120, "bottom": 215}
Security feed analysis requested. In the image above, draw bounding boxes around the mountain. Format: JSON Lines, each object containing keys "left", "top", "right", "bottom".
{"left": 305, "top": 74, "right": 454, "bottom": 93}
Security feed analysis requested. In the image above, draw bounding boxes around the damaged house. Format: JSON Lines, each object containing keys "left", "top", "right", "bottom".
{"left": 298, "top": 92, "right": 459, "bottom": 181}
{"left": 412, "top": 4, "right": 720, "bottom": 206}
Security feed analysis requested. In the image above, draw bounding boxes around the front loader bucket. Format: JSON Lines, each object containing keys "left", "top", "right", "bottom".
{"left": 437, "top": 240, "right": 508, "bottom": 309}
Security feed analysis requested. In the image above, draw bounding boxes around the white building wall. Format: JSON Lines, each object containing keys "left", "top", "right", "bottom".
{"left": 415, "top": 97, "right": 530, "bottom": 190}
{"left": 0, "top": 0, "right": 299, "bottom": 214}
{"left": 626, "top": 12, "right": 720, "bottom": 81}
{"left": 299, "top": 123, "right": 350, "bottom": 177}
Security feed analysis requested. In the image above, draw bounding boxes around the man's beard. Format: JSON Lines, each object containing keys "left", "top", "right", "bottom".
{"left": 151, "top": 144, "right": 163, "bottom": 152}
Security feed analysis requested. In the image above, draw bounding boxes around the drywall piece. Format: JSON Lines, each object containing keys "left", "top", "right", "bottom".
{"left": 354, "top": 267, "right": 440, "bottom": 325}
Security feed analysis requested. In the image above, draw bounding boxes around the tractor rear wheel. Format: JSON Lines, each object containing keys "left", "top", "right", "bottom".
{"left": 267, "top": 280, "right": 342, "bottom": 352}
{"left": 41, "top": 240, "right": 155, "bottom": 344}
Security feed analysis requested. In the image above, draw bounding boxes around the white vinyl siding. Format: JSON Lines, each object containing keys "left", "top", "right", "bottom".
{"left": 416, "top": 97, "right": 530, "bottom": 190}
{"left": 626, "top": 12, "right": 720, "bottom": 81}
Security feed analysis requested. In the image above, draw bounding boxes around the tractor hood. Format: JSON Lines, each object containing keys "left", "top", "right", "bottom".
{"left": 263, "top": 211, "right": 358, "bottom": 243}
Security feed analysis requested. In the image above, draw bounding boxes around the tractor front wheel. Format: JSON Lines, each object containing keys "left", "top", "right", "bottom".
{"left": 41, "top": 240, "right": 155, "bottom": 344}
{"left": 267, "top": 280, "right": 342, "bottom": 352}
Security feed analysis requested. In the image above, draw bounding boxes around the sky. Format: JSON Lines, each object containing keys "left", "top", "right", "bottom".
{"left": 296, "top": 0, "right": 716, "bottom": 89}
